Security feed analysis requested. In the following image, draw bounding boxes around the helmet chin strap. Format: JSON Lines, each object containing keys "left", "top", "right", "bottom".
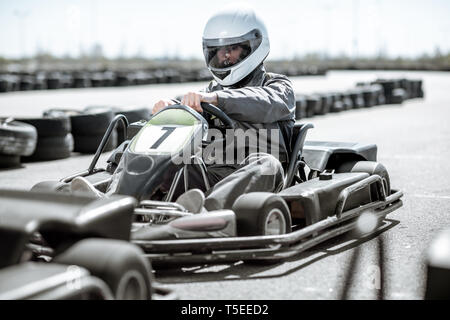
{"left": 226, "top": 63, "right": 264, "bottom": 89}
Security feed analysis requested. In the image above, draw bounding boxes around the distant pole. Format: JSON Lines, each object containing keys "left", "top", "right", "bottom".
{"left": 91, "top": 0, "right": 98, "bottom": 47}
{"left": 352, "top": 0, "right": 359, "bottom": 59}
{"left": 324, "top": 2, "right": 331, "bottom": 59}
{"left": 14, "top": 9, "right": 29, "bottom": 58}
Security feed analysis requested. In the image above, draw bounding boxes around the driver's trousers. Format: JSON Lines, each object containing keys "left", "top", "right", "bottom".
{"left": 161, "top": 153, "right": 284, "bottom": 211}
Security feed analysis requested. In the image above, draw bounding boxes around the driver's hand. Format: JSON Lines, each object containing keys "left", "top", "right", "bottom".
{"left": 152, "top": 99, "right": 176, "bottom": 114}
{"left": 181, "top": 92, "right": 218, "bottom": 113}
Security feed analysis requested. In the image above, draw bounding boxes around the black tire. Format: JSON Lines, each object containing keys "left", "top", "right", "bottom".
{"left": 0, "top": 119, "right": 37, "bottom": 156}
{"left": 232, "top": 192, "right": 292, "bottom": 236}
{"left": 44, "top": 108, "right": 114, "bottom": 136}
{"left": 336, "top": 160, "right": 391, "bottom": 199}
{"left": 30, "top": 180, "right": 71, "bottom": 193}
{"left": 295, "top": 96, "right": 307, "bottom": 120}
{"left": 305, "top": 95, "right": 320, "bottom": 118}
{"left": 233, "top": 193, "right": 292, "bottom": 265}
{"left": 390, "top": 88, "right": 406, "bottom": 104}
{"left": 73, "top": 130, "right": 117, "bottom": 153}
{"left": 22, "top": 133, "right": 74, "bottom": 161}
{"left": 113, "top": 107, "right": 151, "bottom": 124}
{"left": 317, "top": 93, "right": 332, "bottom": 115}
{"left": 341, "top": 93, "right": 354, "bottom": 110}
{"left": 54, "top": 238, "right": 154, "bottom": 300}
{"left": 16, "top": 116, "right": 71, "bottom": 137}
{"left": 330, "top": 93, "right": 344, "bottom": 113}
{"left": 348, "top": 89, "right": 365, "bottom": 108}
{"left": 113, "top": 107, "right": 151, "bottom": 143}
{"left": 361, "top": 88, "right": 376, "bottom": 108}
{"left": 0, "top": 154, "right": 21, "bottom": 168}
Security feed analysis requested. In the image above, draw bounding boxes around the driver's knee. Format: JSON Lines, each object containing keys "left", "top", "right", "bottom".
{"left": 242, "top": 152, "right": 284, "bottom": 181}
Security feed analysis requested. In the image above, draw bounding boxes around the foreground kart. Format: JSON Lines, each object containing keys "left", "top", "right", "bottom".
{"left": 0, "top": 190, "right": 176, "bottom": 299}
{"left": 27, "top": 103, "right": 403, "bottom": 267}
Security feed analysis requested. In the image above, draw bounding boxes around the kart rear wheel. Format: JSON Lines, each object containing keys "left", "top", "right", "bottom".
{"left": 54, "top": 238, "right": 154, "bottom": 300}
{"left": 336, "top": 160, "right": 391, "bottom": 199}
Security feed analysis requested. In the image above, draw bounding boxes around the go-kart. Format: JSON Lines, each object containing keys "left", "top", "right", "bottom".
{"left": 0, "top": 189, "right": 176, "bottom": 299}
{"left": 24, "top": 102, "right": 403, "bottom": 267}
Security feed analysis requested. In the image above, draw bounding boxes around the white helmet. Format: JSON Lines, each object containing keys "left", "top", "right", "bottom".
{"left": 202, "top": 6, "right": 270, "bottom": 86}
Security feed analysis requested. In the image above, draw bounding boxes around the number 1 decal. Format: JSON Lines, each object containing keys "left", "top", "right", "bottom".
{"left": 150, "top": 127, "right": 176, "bottom": 149}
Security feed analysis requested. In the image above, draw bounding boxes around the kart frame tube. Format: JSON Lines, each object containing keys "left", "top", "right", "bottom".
{"left": 144, "top": 201, "right": 401, "bottom": 265}
{"left": 60, "top": 114, "right": 128, "bottom": 183}
{"left": 133, "top": 177, "right": 402, "bottom": 265}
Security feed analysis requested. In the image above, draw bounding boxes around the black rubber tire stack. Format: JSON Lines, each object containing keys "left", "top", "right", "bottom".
{"left": 411, "top": 79, "right": 424, "bottom": 98}
{"left": 111, "top": 107, "right": 151, "bottom": 143}
{"left": 399, "top": 78, "right": 413, "bottom": 99}
{"left": 360, "top": 86, "right": 377, "bottom": 108}
{"left": 348, "top": 88, "right": 365, "bottom": 108}
{"left": 295, "top": 94, "right": 307, "bottom": 120}
{"left": 44, "top": 108, "right": 117, "bottom": 154}
{"left": 341, "top": 92, "right": 354, "bottom": 110}
{"left": 374, "top": 79, "right": 400, "bottom": 104}
{"left": 305, "top": 94, "right": 321, "bottom": 118}
{"left": 316, "top": 93, "right": 332, "bottom": 115}
{"left": 0, "top": 76, "right": 15, "bottom": 93}
{"left": 46, "top": 72, "right": 61, "bottom": 90}
{"left": 330, "top": 92, "right": 344, "bottom": 113}
{"left": 0, "top": 118, "right": 37, "bottom": 168}
{"left": 17, "top": 115, "right": 74, "bottom": 162}
{"left": 75, "top": 107, "right": 117, "bottom": 153}
{"left": 391, "top": 88, "right": 406, "bottom": 104}
{"left": 371, "top": 84, "right": 386, "bottom": 105}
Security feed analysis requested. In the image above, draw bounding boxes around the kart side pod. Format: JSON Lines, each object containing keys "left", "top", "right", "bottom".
{"left": 279, "top": 172, "right": 372, "bottom": 225}
{"left": 132, "top": 210, "right": 237, "bottom": 240}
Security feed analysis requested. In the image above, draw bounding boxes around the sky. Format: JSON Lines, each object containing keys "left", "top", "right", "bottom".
{"left": 0, "top": 0, "right": 449, "bottom": 60}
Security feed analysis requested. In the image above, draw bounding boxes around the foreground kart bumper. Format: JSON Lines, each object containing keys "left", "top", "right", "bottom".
{"left": 134, "top": 189, "right": 403, "bottom": 267}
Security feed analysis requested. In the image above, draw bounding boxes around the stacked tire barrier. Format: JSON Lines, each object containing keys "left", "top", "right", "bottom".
{"left": 44, "top": 107, "right": 117, "bottom": 154}
{"left": 0, "top": 118, "right": 37, "bottom": 167}
{"left": 0, "top": 65, "right": 327, "bottom": 93}
{"left": 294, "top": 77, "right": 424, "bottom": 121}
{"left": 0, "top": 77, "right": 422, "bottom": 168}
{"left": 16, "top": 116, "right": 73, "bottom": 161}
{"left": 0, "top": 106, "right": 152, "bottom": 168}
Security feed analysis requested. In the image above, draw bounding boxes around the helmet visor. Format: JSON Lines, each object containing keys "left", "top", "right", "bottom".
{"left": 203, "top": 28, "right": 263, "bottom": 70}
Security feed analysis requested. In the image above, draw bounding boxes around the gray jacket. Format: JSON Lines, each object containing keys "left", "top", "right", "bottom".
{"left": 205, "top": 64, "right": 295, "bottom": 164}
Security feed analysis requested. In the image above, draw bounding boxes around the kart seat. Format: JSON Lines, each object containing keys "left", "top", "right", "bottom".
{"left": 284, "top": 122, "right": 314, "bottom": 188}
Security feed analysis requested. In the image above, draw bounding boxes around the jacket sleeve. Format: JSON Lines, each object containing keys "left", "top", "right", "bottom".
{"left": 213, "top": 74, "right": 295, "bottom": 123}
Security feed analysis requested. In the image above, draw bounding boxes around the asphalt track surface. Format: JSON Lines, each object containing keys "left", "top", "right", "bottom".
{"left": 0, "top": 70, "right": 449, "bottom": 300}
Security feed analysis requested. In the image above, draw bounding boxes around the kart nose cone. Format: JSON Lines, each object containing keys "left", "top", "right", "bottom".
{"left": 126, "top": 155, "right": 154, "bottom": 175}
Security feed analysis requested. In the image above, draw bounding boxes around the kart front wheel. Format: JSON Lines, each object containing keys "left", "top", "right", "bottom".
{"left": 232, "top": 193, "right": 292, "bottom": 237}
{"left": 54, "top": 238, "right": 154, "bottom": 300}
{"left": 233, "top": 193, "right": 292, "bottom": 265}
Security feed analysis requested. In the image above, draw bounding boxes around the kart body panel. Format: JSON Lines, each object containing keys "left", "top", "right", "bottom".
{"left": 0, "top": 189, "right": 136, "bottom": 268}
{"left": 108, "top": 106, "right": 207, "bottom": 200}
{"left": 303, "top": 141, "right": 377, "bottom": 172}
{"left": 278, "top": 172, "right": 371, "bottom": 225}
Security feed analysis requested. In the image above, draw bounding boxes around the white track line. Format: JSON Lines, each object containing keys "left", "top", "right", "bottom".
{"left": 409, "top": 194, "right": 450, "bottom": 200}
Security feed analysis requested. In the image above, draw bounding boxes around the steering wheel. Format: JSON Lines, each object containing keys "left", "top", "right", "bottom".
{"left": 170, "top": 99, "right": 235, "bottom": 130}
{"left": 200, "top": 102, "right": 235, "bottom": 130}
